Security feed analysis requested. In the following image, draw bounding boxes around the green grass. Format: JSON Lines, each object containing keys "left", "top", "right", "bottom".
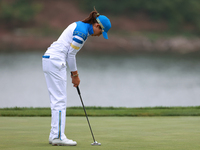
{"left": 0, "top": 117, "right": 200, "bottom": 150}
{"left": 1, "top": 106, "right": 200, "bottom": 116}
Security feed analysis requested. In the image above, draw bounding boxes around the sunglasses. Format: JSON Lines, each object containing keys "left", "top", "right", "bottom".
{"left": 99, "top": 25, "right": 102, "bottom": 30}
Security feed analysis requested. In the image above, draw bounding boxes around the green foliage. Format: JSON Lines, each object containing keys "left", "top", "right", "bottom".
{"left": 78, "top": 0, "right": 200, "bottom": 31}
{"left": 0, "top": 0, "right": 42, "bottom": 28}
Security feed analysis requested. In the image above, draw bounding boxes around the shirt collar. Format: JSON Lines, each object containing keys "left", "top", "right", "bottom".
{"left": 88, "top": 23, "right": 94, "bottom": 35}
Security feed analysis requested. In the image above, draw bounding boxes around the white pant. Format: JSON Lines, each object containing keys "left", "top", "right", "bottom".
{"left": 42, "top": 55, "right": 67, "bottom": 140}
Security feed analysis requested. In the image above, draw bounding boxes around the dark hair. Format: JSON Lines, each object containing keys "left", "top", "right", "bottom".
{"left": 82, "top": 7, "right": 100, "bottom": 24}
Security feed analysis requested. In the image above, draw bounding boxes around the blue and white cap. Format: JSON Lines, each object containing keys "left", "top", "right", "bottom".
{"left": 96, "top": 15, "right": 111, "bottom": 39}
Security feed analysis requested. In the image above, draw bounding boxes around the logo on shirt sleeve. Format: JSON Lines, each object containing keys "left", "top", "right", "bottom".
{"left": 73, "top": 31, "right": 87, "bottom": 41}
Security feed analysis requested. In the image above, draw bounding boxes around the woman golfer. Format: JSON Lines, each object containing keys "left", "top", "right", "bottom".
{"left": 42, "top": 9, "right": 111, "bottom": 146}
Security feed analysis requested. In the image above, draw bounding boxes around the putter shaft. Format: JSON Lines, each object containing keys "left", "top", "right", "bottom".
{"left": 76, "top": 86, "right": 96, "bottom": 142}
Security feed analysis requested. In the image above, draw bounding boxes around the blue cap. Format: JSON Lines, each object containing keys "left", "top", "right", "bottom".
{"left": 96, "top": 15, "right": 111, "bottom": 39}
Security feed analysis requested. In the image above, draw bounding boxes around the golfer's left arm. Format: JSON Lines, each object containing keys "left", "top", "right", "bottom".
{"left": 67, "top": 36, "right": 84, "bottom": 87}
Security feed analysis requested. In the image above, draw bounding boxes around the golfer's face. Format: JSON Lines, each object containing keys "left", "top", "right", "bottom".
{"left": 92, "top": 24, "right": 102, "bottom": 37}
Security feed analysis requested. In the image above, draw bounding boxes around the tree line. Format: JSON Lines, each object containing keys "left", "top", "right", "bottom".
{"left": 79, "top": 0, "right": 200, "bottom": 32}
{"left": 1, "top": 0, "right": 200, "bottom": 32}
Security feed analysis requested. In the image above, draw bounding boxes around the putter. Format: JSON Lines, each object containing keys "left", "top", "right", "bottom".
{"left": 71, "top": 73, "right": 101, "bottom": 146}
{"left": 75, "top": 86, "right": 101, "bottom": 146}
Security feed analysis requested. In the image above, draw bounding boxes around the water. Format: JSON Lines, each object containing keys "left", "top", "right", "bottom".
{"left": 1, "top": 52, "right": 200, "bottom": 108}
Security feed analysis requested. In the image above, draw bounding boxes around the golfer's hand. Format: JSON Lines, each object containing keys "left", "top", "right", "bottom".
{"left": 71, "top": 71, "right": 80, "bottom": 87}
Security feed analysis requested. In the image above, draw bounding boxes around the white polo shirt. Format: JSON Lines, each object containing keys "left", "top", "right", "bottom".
{"left": 45, "top": 21, "right": 94, "bottom": 71}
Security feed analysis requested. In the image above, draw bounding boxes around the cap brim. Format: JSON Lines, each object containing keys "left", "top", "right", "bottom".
{"left": 102, "top": 32, "right": 108, "bottom": 39}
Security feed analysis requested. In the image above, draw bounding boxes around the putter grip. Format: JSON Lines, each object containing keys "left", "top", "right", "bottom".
{"left": 77, "top": 86, "right": 81, "bottom": 95}
{"left": 71, "top": 72, "right": 81, "bottom": 95}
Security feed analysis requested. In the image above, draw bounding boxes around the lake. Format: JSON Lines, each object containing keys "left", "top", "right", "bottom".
{"left": 1, "top": 52, "right": 200, "bottom": 108}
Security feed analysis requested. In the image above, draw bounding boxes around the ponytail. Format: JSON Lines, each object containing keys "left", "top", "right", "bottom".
{"left": 82, "top": 7, "right": 100, "bottom": 24}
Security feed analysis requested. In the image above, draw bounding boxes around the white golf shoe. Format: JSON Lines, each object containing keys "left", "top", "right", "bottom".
{"left": 49, "top": 137, "right": 53, "bottom": 144}
{"left": 52, "top": 138, "right": 77, "bottom": 146}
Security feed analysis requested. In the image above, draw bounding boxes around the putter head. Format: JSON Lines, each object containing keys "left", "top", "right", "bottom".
{"left": 91, "top": 141, "right": 101, "bottom": 146}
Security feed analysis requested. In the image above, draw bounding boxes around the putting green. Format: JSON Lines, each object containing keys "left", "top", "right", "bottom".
{"left": 0, "top": 117, "right": 200, "bottom": 150}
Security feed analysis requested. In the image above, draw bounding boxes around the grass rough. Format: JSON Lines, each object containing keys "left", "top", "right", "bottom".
{"left": 0, "top": 106, "right": 200, "bottom": 116}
